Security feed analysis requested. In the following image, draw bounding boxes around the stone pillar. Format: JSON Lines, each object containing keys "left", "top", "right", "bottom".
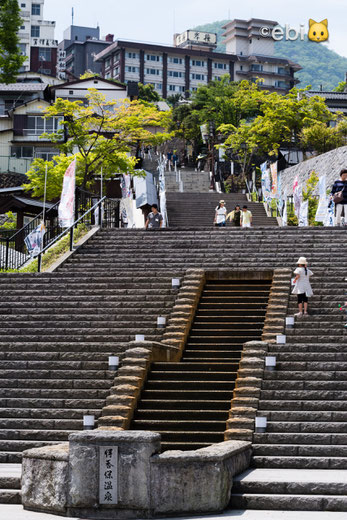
{"left": 67, "top": 430, "right": 161, "bottom": 519}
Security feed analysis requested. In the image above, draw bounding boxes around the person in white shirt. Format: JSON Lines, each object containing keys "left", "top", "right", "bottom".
{"left": 214, "top": 200, "right": 227, "bottom": 227}
{"left": 240, "top": 205, "right": 252, "bottom": 228}
{"left": 292, "top": 256, "right": 313, "bottom": 318}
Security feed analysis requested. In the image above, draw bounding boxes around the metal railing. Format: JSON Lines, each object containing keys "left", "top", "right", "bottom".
{"left": 37, "top": 197, "right": 106, "bottom": 272}
{"left": 0, "top": 201, "right": 60, "bottom": 271}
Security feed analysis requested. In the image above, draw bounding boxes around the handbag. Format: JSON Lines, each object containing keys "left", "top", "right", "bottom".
{"left": 333, "top": 190, "right": 344, "bottom": 204}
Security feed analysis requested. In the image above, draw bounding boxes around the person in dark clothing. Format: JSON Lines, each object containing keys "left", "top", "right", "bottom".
{"left": 227, "top": 205, "right": 241, "bottom": 227}
{"left": 331, "top": 169, "right": 347, "bottom": 226}
{"left": 145, "top": 204, "right": 163, "bottom": 230}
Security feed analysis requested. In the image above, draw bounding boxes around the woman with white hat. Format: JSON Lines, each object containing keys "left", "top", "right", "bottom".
{"left": 292, "top": 257, "right": 313, "bottom": 318}
{"left": 214, "top": 200, "right": 227, "bottom": 227}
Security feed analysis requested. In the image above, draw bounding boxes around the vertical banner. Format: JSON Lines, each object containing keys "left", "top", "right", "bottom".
{"left": 58, "top": 159, "right": 76, "bottom": 228}
{"left": 299, "top": 200, "right": 309, "bottom": 226}
{"left": 282, "top": 189, "right": 287, "bottom": 226}
{"left": 270, "top": 161, "right": 278, "bottom": 197}
{"left": 293, "top": 175, "right": 302, "bottom": 218}
{"left": 261, "top": 162, "right": 271, "bottom": 202}
{"left": 24, "top": 221, "right": 46, "bottom": 257}
{"left": 315, "top": 175, "right": 328, "bottom": 223}
{"left": 325, "top": 201, "right": 335, "bottom": 227}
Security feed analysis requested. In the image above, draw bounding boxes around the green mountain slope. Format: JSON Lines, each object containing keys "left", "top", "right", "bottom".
{"left": 194, "top": 20, "right": 347, "bottom": 90}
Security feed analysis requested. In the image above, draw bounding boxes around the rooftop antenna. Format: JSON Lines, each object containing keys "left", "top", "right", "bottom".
{"left": 72, "top": 7, "right": 74, "bottom": 26}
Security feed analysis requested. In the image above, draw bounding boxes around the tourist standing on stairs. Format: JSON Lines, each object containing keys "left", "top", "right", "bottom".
{"left": 240, "top": 206, "right": 252, "bottom": 228}
{"left": 214, "top": 200, "right": 227, "bottom": 227}
{"left": 145, "top": 204, "right": 163, "bottom": 230}
{"left": 227, "top": 205, "right": 241, "bottom": 227}
{"left": 330, "top": 169, "right": 347, "bottom": 226}
{"left": 292, "top": 257, "right": 313, "bottom": 318}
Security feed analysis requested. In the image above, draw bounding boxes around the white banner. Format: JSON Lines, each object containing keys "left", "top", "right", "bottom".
{"left": 318, "top": 175, "right": 326, "bottom": 197}
{"left": 58, "top": 159, "right": 76, "bottom": 228}
{"left": 24, "top": 222, "right": 46, "bottom": 257}
{"left": 325, "top": 201, "right": 335, "bottom": 227}
{"left": 315, "top": 197, "right": 329, "bottom": 223}
{"left": 299, "top": 200, "right": 309, "bottom": 227}
{"left": 282, "top": 189, "right": 287, "bottom": 226}
{"left": 293, "top": 176, "right": 302, "bottom": 218}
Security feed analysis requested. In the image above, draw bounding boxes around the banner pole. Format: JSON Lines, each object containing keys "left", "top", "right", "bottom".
{"left": 42, "top": 164, "right": 48, "bottom": 225}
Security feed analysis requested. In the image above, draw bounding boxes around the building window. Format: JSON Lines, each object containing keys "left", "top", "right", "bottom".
{"left": 168, "top": 70, "right": 184, "bottom": 78}
{"left": 251, "top": 64, "right": 263, "bottom": 72}
{"left": 127, "top": 66, "right": 139, "bottom": 73}
{"left": 240, "top": 65, "right": 243, "bottom": 71}
{"left": 20, "top": 25, "right": 25, "bottom": 30}
{"left": 31, "top": 3, "right": 41, "bottom": 15}
{"left": 25, "top": 116, "right": 62, "bottom": 136}
{"left": 38, "top": 48, "right": 51, "bottom": 62}
{"left": 18, "top": 43, "right": 26, "bottom": 56}
{"left": 191, "top": 60, "right": 205, "bottom": 67}
{"left": 169, "top": 85, "right": 176, "bottom": 91}
{"left": 35, "top": 149, "right": 58, "bottom": 161}
{"left": 21, "top": 3, "right": 26, "bottom": 7}
{"left": 190, "top": 73, "right": 205, "bottom": 81}
{"left": 114, "top": 66, "right": 119, "bottom": 76}
{"left": 11, "top": 146, "right": 33, "bottom": 158}
{"left": 214, "top": 63, "right": 227, "bottom": 70}
{"left": 146, "top": 54, "right": 161, "bottom": 62}
{"left": 169, "top": 57, "right": 182, "bottom": 64}
{"left": 127, "top": 52, "right": 138, "bottom": 59}
{"left": 156, "top": 83, "right": 162, "bottom": 90}
{"left": 105, "top": 58, "right": 111, "bottom": 68}
{"left": 31, "top": 25, "right": 40, "bottom": 37}
{"left": 178, "top": 86, "right": 185, "bottom": 92}
{"left": 146, "top": 68, "right": 161, "bottom": 76}
{"left": 278, "top": 67, "right": 286, "bottom": 75}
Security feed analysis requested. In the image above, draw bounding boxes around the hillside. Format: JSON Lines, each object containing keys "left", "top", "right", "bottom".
{"left": 194, "top": 20, "right": 347, "bottom": 90}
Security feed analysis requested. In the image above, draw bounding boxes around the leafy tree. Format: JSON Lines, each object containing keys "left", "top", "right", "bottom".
{"left": 300, "top": 122, "right": 344, "bottom": 155}
{"left": 80, "top": 71, "right": 100, "bottom": 79}
{"left": 302, "top": 171, "right": 320, "bottom": 226}
{"left": 334, "top": 81, "right": 346, "bottom": 92}
{"left": 23, "top": 89, "right": 171, "bottom": 198}
{"left": 0, "top": 0, "right": 26, "bottom": 83}
{"left": 138, "top": 83, "right": 160, "bottom": 103}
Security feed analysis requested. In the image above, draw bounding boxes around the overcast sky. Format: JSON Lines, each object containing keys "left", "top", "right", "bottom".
{"left": 44, "top": 0, "right": 346, "bottom": 58}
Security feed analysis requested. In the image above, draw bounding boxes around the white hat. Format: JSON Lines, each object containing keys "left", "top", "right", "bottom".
{"left": 297, "top": 257, "right": 308, "bottom": 265}
{"left": 219, "top": 200, "right": 225, "bottom": 204}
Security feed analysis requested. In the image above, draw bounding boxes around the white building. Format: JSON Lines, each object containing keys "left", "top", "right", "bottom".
{"left": 94, "top": 21, "right": 301, "bottom": 97}
{"left": 17, "top": 0, "right": 58, "bottom": 76}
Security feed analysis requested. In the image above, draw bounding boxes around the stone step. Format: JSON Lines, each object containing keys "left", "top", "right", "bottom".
{"left": 231, "top": 493, "right": 347, "bottom": 511}
{"left": 0, "top": 408, "right": 102, "bottom": 419}
{"left": 0, "top": 489, "right": 21, "bottom": 504}
{"left": 253, "top": 444, "right": 347, "bottom": 456}
{"left": 253, "top": 432, "right": 347, "bottom": 445}
{"left": 252, "top": 456, "right": 347, "bottom": 469}
{"left": 259, "top": 400, "right": 347, "bottom": 411}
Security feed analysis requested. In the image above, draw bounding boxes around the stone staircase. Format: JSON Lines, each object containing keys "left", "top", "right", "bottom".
{"left": 166, "top": 193, "right": 278, "bottom": 227}
{"left": 230, "top": 272, "right": 347, "bottom": 511}
{"left": 0, "top": 226, "right": 346, "bottom": 508}
{"left": 131, "top": 279, "right": 271, "bottom": 450}
{"left": 165, "top": 170, "right": 211, "bottom": 192}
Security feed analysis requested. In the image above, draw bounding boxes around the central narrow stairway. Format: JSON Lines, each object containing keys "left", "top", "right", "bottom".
{"left": 131, "top": 279, "right": 271, "bottom": 450}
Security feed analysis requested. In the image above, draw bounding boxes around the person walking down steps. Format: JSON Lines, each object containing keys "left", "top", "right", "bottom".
{"left": 292, "top": 256, "right": 313, "bottom": 318}
{"left": 330, "top": 168, "right": 347, "bottom": 226}
{"left": 227, "top": 205, "right": 241, "bottom": 227}
{"left": 214, "top": 200, "right": 227, "bottom": 227}
{"left": 240, "top": 205, "right": 252, "bottom": 228}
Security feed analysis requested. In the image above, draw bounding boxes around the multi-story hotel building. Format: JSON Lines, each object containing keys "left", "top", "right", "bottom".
{"left": 94, "top": 19, "right": 301, "bottom": 99}
{"left": 17, "top": 0, "right": 58, "bottom": 76}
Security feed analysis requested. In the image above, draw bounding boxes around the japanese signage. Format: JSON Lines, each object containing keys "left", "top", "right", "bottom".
{"left": 175, "top": 30, "right": 217, "bottom": 47}
{"left": 99, "top": 446, "right": 118, "bottom": 505}
{"left": 31, "top": 38, "right": 58, "bottom": 48}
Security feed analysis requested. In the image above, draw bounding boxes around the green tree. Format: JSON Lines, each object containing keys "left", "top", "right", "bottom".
{"left": 334, "top": 81, "right": 346, "bottom": 93}
{"left": 302, "top": 171, "right": 320, "bottom": 226}
{"left": 24, "top": 89, "right": 171, "bottom": 198}
{"left": 138, "top": 83, "right": 160, "bottom": 103}
{"left": 300, "top": 122, "right": 343, "bottom": 155}
{"left": 0, "top": 0, "right": 26, "bottom": 83}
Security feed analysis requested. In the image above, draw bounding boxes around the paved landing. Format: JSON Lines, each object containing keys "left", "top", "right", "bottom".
{"left": 0, "top": 464, "right": 21, "bottom": 478}
{"left": 234, "top": 468, "right": 347, "bottom": 483}
{"left": 3, "top": 506, "right": 347, "bottom": 520}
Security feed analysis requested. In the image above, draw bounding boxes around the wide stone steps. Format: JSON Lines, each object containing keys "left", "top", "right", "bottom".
{"left": 252, "top": 456, "right": 347, "bottom": 469}
{"left": 253, "top": 444, "right": 347, "bottom": 456}
{"left": 0, "top": 408, "right": 102, "bottom": 419}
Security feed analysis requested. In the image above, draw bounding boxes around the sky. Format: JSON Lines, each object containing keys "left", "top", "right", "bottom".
{"left": 44, "top": 0, "right": 347, "bottom": 58}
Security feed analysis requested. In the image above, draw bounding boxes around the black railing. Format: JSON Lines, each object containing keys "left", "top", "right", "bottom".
{"left": 37, "top": 197, "right": 107, "bottom": 272}
{"left": 0, "top": 201, "right": 60, "bottom": 271}
{"left": 0, "top": 190, "right": 121, "bottom": 272}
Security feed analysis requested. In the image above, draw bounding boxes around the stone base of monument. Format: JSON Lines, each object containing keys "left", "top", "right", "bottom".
{"left": 21, "top": 431, "right": 251, "bottom": 519}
